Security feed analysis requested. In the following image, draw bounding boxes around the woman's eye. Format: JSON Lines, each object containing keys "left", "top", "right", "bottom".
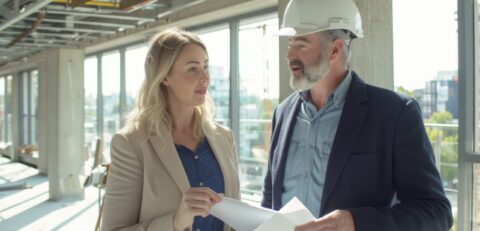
{"left": 188, "top": 67, "right": 197, "bottom": 72}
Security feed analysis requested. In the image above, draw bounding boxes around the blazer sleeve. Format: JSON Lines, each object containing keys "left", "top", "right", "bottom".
{"left": 228, "top": 129, "right": 238, "bottom": 170}
{"left": 101, "top": 134, "right": 179, "bottom": 231}
{"left": 348, "top": 100, "right": 453, "bottom": 231}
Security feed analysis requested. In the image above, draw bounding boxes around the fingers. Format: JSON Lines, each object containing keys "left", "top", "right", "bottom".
{"left": 295, "top": 220, "right": 329, "bottom": 231}
{"left": 182, "top": 187, "right": 222, "bottom": 217}
{"left": 295, "top": 210, "right": 355, "bottom": 231}
{"left": 186, "top": 187, "right": 222, "bottom": 204}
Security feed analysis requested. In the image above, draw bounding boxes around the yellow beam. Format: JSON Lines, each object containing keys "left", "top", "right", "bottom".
{"left": 53, "top": 0, "right": 119, "bottom": 8}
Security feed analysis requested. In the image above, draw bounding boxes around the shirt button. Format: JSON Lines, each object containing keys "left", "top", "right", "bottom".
{"left": 199, "top": 182, "right": 204, "bottom": 186}
{"left": 194, "top": 155, "right": 199, "bottom": 160}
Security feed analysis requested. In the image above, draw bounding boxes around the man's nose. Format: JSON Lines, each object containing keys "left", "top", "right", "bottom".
{"left": 286, "top": 47, "right": 296, "bottom": 61}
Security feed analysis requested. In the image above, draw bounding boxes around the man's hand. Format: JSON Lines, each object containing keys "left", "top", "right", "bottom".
{"left": 295, "top": 210, "right": 355, "bottom": 231}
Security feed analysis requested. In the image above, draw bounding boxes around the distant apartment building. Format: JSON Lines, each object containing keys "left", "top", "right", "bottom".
{"left": 416, "top": 71, "right": 458, "bottom": 119}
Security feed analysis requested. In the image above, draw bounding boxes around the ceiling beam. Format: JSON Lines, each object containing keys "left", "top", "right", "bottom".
{"left": 157, "top": 0, "right": 206, "bottom": 18}
{"left": 0, "top": 0, "right": 53, "bottom": 32}
{"left": 0, "top": 30, "right": 98, "bottom": 39}
{"left": 7, "top": 13, "right": 44, "bottom": 48}
{"left": 45, "top": 10, "right": 156, "bottom": 22}
{"left": 24, "top": 17, "right": 136, "bottom": 29}
{"left": 9, "top": 25, "right": 117, "bottom": 34}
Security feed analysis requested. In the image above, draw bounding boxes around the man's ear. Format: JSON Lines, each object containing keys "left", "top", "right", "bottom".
{"left": 330, "top": 39, "right": 344, "bottom": 61}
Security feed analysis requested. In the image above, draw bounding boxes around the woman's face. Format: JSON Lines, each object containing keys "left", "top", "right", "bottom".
{"left": 163, "top": 44, "right": 209, "bottom": 108}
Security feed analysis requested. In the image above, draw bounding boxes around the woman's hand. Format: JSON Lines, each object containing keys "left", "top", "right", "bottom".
{"left": 172, "top": 187, "right": 222, "bottom": 231}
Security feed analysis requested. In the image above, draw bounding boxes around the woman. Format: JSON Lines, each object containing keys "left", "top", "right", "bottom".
{"left": 101, "top": 28, "right": 240, "bottom": 231}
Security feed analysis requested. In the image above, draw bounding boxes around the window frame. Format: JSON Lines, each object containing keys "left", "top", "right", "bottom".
{"left": 458, "top": 0, "right": 480, "bottom": 230}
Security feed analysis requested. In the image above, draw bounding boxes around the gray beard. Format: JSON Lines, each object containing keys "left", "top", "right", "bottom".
{"left": 290, "top": 58, "right": 330, "bottom": 91}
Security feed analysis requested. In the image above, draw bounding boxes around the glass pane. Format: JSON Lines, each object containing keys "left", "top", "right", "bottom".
{"left": 102, "top": 51, "right": 120, "bottom": 162}
{"left": 6, "top": 75, "right": 12, "bottom": 144}
{"left": 125, "top": 45, "right": 147, "bottom": 112}
{"left": 474, "top": 164, "right": 480, "bottom": 230}
{"left": 393, "top": 0, "right": 458, "bottom": 227}
{"left": 476, "top": 0, "right": 480, "bottom": 153}
{"left": 0, "top": 77, "right": 5, "bottom": 143}
{"left": 197, "top": 24, "right": 231, "bottom": 126}
{"left": 85, "top": 57, "right": 98, "bottom": 150}
{"left": 30, "top": 70, "right": 38, "bottom": 145}
{"left": 20, "top": 72, "right": 29, "bottom": 144}
{"left": 238, "top": 14, "right": 279, "bottom": 200}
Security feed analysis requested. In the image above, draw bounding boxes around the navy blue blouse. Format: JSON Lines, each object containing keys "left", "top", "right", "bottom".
{"left": 175, "top": 138, "right": 225, "bottom": 231}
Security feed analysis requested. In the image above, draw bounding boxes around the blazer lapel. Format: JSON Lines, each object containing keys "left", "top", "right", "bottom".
{"left": 204, "top": 126, "right": 234, "bottom": 198}
{"left": 320, "top": 74, "right": 369, "bottom": 214}
{"left": 149, "top": 128, "right": 190, "bottom": 194}
{"left": 273, "top": 95, "right": 302, "bottom": 210}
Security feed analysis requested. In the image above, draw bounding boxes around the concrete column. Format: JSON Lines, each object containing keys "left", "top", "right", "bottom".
{"left": 351, "top": 0, "right": 394, "bottom": 90}
{"left": 43, "top": 48, "right": 85, "bottom": 200}
{"left": 278, "top": 0, "right": 294, "bottom": 101}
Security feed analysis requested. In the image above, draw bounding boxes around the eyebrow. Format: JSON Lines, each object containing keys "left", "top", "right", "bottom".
{"left": 289, "top": 37, "right": 310, "bottom": 43}
{"left": 185, "top": 59, "right": 209, "bottom": 65}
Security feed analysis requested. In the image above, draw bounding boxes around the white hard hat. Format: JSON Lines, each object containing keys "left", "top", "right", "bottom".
{"left": 278, "top": 0, "right": 364, "bottom": 38}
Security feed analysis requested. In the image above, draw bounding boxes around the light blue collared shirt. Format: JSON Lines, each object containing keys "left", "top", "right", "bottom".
{"left": 281, "top": 71, "right": 352, "bottom": 218}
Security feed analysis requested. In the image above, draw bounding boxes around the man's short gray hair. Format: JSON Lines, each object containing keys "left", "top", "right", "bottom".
{"left": 319, "top": 30, "right": 354, "bottom": 68}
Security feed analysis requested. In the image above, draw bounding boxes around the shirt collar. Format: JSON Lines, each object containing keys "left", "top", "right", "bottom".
{"left": 298, "top": 70, "right": 353, "bottom": 108}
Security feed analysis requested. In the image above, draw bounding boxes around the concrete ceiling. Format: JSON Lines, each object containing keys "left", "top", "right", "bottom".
{"left": 0, "top": 0, "right": 209, "bottom": 66}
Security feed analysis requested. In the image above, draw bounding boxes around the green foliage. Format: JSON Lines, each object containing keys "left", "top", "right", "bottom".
{"left": 426, "top": 111, "right": 453, "bottom": 124}
{"left": 395, "top": 86, "right": 415, "bottom": 98}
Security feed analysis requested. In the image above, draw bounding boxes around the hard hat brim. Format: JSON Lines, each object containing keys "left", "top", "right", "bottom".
{"left": 276, "top": 27, "right": 323, "bottom": 37}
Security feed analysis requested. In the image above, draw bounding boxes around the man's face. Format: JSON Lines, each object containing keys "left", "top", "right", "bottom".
{"left": 286, "top": 33, "right": 330, "bottom": 90}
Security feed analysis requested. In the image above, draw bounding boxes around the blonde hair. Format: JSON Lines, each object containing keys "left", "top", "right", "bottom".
{"left": 124, "top": 27, "right": 216, "bottom": 140}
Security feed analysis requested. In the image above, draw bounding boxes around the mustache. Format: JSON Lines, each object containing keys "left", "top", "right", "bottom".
{"left": 289, "top": 59, "right": 304, "bottom": 69}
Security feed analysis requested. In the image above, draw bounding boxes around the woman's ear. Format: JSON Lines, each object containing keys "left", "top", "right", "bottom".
{"left": 162, "top": 77, "right": 170, "bottom": 86}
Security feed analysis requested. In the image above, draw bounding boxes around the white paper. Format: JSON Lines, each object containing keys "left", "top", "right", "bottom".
{"left": 210, "top": 196, "right": 315, "bottom": 231}
{"left": 210, "top": 196, "right": 277, "bottom": 231}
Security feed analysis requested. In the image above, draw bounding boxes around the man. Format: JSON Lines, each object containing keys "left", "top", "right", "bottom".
{"left": 261, "top": 0, "right": 453, "bottom": 230}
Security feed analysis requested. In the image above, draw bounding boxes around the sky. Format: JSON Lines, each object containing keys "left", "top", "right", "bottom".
{"left": 393, "top": 0, "right": 458, "bottom": 90}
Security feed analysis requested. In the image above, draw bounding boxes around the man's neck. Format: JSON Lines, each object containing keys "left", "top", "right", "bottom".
{"left": 308, "top": 69, "right": 348, "bottom": 110}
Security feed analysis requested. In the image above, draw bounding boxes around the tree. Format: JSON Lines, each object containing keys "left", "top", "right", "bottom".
{"left": 395, "top": 86, "right": 415, "bottom": 98}
{"left": 424, "top": 111, "right": 458, "bottom": 189}
{"left": 426, "top": 111, "right": 453, "bottom": 124}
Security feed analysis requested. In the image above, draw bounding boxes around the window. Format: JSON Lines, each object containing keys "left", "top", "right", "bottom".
{"left": 476, "top": 0, "right": 480, "bottom": 154}
{"left": 84, "top": 57, "right": 98, "bottom": 148}
{"left": 102, "top": 51, "right": 121, "bottom": 161}
{"left": 0, "top": 77, "right": 5, "bottom": 143}
{"left": 18, "top": 70, "right": 38, "bottom": 145}
{"left": 238, "top": 14, "right": 279, "bottom": 200}
{"left": 0, "top": 75, "right": 13, "bottom": 152}
{"left": 6, "top": 75, "right": 12, "bottom": 145}
{"left": 393, "top": 0, "right": 458, "bottom": 226}
{"left": 30, "top": 70, "right": 38, "bottom": 145}
{"left": 125, "top": 45, "right": 147, "bottom": 111}
{"left": 475, "top": 164, "right": 480, "bottom": 230}
{"left": 197, "top": 24, "right": 231, "bottom": 126}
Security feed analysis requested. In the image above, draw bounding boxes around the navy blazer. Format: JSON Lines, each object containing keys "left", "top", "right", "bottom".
{"left": 261, "top": 72, "right": 453, "bottom": 230}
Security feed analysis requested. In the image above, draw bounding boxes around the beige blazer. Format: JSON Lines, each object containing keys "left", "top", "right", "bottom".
{"left": 101, "top": 123, "right": 240, "bottom": 231}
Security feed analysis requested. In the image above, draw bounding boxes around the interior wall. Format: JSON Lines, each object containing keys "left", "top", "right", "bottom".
{"left": 351, "top": 0, "right": 394, "bottom": 90}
